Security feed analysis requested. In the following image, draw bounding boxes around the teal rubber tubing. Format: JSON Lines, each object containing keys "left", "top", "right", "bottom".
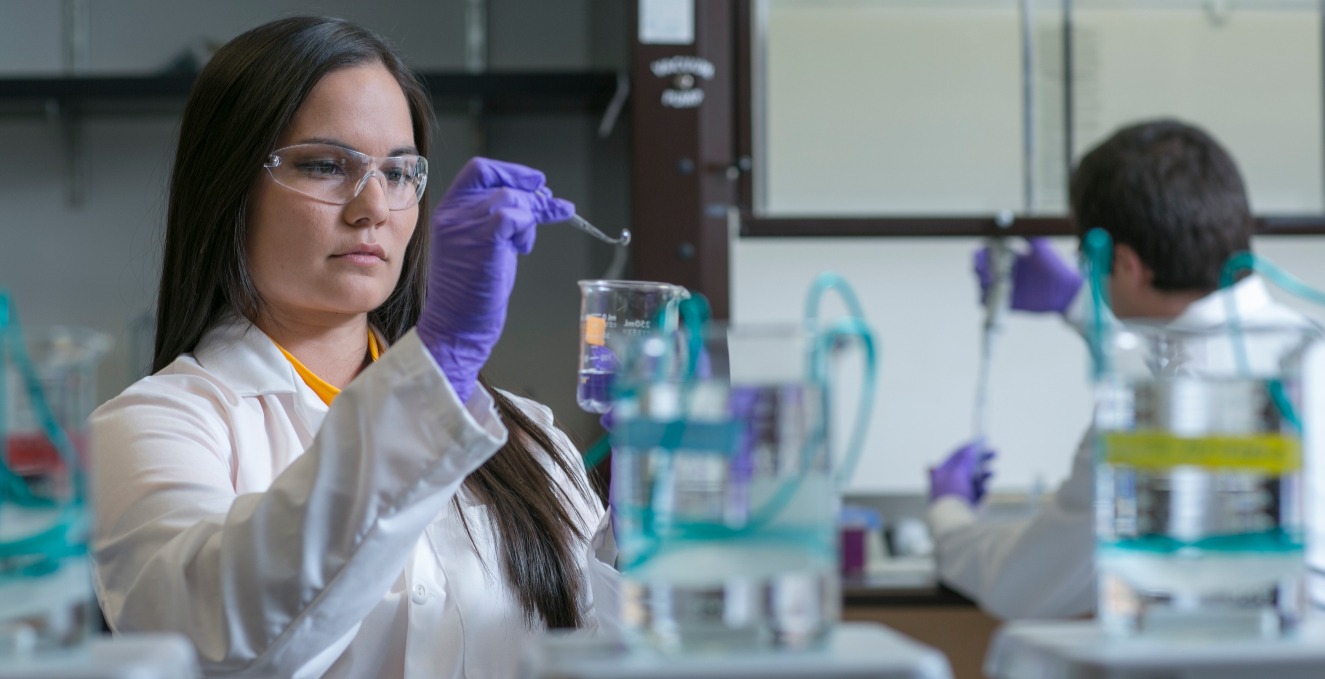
{"left": 1082, "top": 229, "right": 1113, "bottom": 380}
{"left": 624, "top": 273, "right": 880, "bottom": 566}
{"left": 1216, "top": 251, "right": 1325, "bottom": 433}
{"left": 803, "top": 272, "right": 879, "bottom": 489}
{"left": 0, "top": 288, "right": 79, "bottom": 559}
{"left": 824, "top": 317, "right": 877, "bottom": 488}
{"left": 581, "top": 434, "right": 611, "bottom": 470}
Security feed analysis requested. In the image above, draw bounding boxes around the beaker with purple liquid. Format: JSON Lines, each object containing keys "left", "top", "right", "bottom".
{"left": 575, "top": 280, "right": 688, "bottom": 414}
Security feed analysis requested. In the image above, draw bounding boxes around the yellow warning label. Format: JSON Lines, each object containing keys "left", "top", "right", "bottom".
{"left": 584, "top": 315, "right": 607, "bottom": 346}
{"left": 1101, "top": 432, "right": 1301, "bottom": 473}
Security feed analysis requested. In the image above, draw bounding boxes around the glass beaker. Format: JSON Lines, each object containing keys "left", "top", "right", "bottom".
{"left": 576, "top": 280, "right": 689, "bottom": 414}
{"left": 1, "top": 324, "right": 111, "bottom": 656}
{"left": 609, "top": 320, "right": 873, "bottom": 652}
{"left": 1094, "top": 321, "right": 1318, "bottom": 638}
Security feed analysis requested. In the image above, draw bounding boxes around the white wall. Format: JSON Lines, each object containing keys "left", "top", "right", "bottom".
{"left": 762, "top": 4, "right": 1025, "bottom": 214}
{"left": 760, "top": 0, "right": 1323, "bottom": 216}
{"left": 732, "top": 236, "right": 1089, "bottom": 494}
{"left": 0, "top": 0, "right": 629, "bottom": 443}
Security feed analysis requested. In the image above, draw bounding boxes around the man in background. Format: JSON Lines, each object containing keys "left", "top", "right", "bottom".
{"left": 925, "top": 119, "right": 1308, "bottom": 619}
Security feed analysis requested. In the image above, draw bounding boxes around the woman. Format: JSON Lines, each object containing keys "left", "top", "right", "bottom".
{"left": 90, "top": 16, "right": 616, "bottom": 678}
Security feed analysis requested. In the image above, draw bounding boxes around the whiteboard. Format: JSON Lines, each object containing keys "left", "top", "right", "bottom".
{"left": 756, "top": 0, "right": 1323, "bottom": 217}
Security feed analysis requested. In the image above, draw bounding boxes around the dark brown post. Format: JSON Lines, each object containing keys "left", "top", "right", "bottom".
{"left": 629, "top": 0, "right": 736, "bottom": 319}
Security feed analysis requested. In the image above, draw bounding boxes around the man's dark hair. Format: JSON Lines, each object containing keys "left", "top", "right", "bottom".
{"left": 1069, "top": 119, "right": 1254, "bottom": 292}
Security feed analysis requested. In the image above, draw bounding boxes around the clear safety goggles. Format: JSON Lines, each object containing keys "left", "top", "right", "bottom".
{"left": 263, "top": 143, "right": 428, "bottom": 211}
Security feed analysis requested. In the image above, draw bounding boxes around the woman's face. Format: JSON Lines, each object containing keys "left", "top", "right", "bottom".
{"left": 248, "top": 63, "right": 419, "bottom": 328}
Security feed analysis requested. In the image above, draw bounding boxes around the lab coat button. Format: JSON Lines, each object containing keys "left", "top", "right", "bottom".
{"left": 411, "top": 584, "right": 428, "bottom": 604}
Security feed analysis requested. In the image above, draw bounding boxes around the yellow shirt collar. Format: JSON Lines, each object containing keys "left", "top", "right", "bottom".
{"left": 275, "top": 330, "right": 381, "bottom": 406}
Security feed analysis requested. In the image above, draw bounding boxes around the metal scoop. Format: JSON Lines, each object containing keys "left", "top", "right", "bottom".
{"left": 568, "top": 215, "right": 631, "bottom": 247}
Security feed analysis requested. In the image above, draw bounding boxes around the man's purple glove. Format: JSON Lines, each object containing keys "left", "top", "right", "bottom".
{"left": 928, "top": 439, "right": 996, "bottom": 505}
{"left": 974, "top": 237, "right": 1083, "bottom": 314}
{"left": 418, "top": 157, "right": 575, "bottom": 403}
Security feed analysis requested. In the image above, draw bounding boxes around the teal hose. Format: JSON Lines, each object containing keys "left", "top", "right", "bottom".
{"left": 1082, "top": 228, "right": 1114, "bottom": 380}
{"left": 1216, "top": 252, "right": 1325, "bottom": 433}
{"left": 804, "top": 271, "right": 870, "bottom": 325}
{"left": 0, "top": 289, "right": 84, "bottom": 568}
{"left": 0, "top": 291, "right": 61, "bottom": 508}
{"left": 803, "top": 272, "right": 878, "bottom": 488}
{"left": 1220, "top": 251, "right": 1325, "bottom": 307}
{"left": 581, "top": 434, "right": 611, "bottom": 470}
{"left": 1084, "top": 243, "right": 1325, "bottom": 431}
{"left": 616, "top": 274, "right": 879, "bottom": 569}
{"left": 737, "top": 272, "right": 878, "bottom": 529}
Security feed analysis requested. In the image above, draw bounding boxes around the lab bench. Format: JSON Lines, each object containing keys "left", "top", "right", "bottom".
{"left": 519, "top": 556, "right": 992, "bottom": 679}
{"left": 844, "top": 573, "right": 1000, "bottom": 679}
{"left": 985, "top": 619, "right": 1325, "bottom": 679}
{"left": 521, "top": 622, "right": 954, "bottom": 679}
{"left": 838, "top": 493, "right": 1005, "bottom": 679}
{"left": 0, "top": 635, "right": 198, "bottom": 679}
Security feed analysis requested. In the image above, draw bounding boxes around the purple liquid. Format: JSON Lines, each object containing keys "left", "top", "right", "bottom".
{"left": 840, "top": 526, "right": 867, "bottom": 577}
{"left": 577, "top": 369, "right": 614, "bottom": 414}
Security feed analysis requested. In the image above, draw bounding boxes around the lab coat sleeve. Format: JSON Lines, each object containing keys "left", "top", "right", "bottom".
{"left": 924, "top": 432, "right": 1096, "bottom": 620}
{"left": 91, "top": 330, "right": 506, "bottom": 677}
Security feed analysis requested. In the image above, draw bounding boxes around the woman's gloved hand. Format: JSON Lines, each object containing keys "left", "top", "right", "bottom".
{"left": 418, "top": 157, "right": 575, "bottom": 403}
{"left": 974, "top": 237, "right": 1083, "bottom": 314}
{"left": 928, "top": 439, "right": 996, "bottom": 505}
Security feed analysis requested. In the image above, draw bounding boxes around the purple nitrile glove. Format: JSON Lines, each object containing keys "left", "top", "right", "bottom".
{"left": 974, "top": 237, "right": 1083, "bottom": 314}
{"left": 418, "top": 157, "right": 575, "bottom": 403}
{"left": 928, "top": 439, "right": 996, "bottom": 505}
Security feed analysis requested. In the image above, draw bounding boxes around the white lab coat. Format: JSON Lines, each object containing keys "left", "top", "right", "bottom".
{"left": 925, "top": 275, "right": 1318, "bottom": 620}
{"left": 90, "top": 316, "right": 619, "bottom": 678}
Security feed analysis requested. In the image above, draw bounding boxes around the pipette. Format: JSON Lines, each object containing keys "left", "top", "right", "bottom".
{"left": 973, "top": 218, "right": 1016, "bottom": 443}
{"left": 568, "top": 214, "right": 631, "bottom": 247}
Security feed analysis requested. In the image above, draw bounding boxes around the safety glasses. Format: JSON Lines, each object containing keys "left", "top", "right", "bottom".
{"left": 263, "top": 143, "right": 428, "bottom": 211}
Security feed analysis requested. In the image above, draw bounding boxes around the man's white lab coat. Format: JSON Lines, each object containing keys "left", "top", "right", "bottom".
{"left": 925, "top": 276, "right": 1318, "bottom": 620}
{"left": 91, "top": 317, "right": 618, "bottom": 678}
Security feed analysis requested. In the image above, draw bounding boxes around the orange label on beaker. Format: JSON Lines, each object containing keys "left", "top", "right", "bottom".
{"left": 584, "top": 315, "right": 607, "bottom": 346}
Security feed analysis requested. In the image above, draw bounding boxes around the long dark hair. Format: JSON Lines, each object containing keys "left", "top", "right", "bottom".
{"left": 155, "top": 16, "right": 591, "bottom": 629}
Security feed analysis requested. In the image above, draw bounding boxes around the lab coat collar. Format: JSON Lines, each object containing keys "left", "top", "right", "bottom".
{"left": 1071, "top": 274, "right": 1289, "bottom": 332}
{"left": 192, "top": 315, "right": 300, "bottom": 397}
{"left": 1166, "top": 275, "right": 1274, "bottom": 329}
{"left": 190, "top": 315, "right": 390, "bottom": 398}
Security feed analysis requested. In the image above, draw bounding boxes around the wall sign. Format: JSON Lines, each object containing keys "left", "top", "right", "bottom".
{"left": 639, "top": 0, "right": 694, "bottom": 45}
{"left": 650, "top": 55, "right": 714, "bottom": 110}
